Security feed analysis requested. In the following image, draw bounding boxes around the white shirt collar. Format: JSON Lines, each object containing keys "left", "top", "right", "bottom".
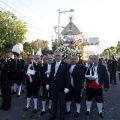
{"left": 56, "top": 61, "right": 61, "bottom": 65}
{"left": 71, "top": 64, "right": 76, "bottom": 67}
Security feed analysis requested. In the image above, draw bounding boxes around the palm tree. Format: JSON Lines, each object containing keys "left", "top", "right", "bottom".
{"left": 109, "top": 46, "right": 116, "bottom": 56}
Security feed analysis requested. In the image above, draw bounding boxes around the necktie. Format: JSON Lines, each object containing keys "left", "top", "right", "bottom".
{"left": 30, "top": 65, "right": 33, "bottom": 70}
{"left": 91, "top": 66, "right": 94, "bottom": 76}
{"left": 86, "top": 68, "right": 90, "bottom": 75}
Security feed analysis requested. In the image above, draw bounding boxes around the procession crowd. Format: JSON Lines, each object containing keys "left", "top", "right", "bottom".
{"left": 0, "top": 48, "right": 119, "bottom": 120}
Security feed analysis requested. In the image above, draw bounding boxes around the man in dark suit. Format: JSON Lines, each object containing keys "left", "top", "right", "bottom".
{"left": 19, "top": 57, "right": 25, "bottom": 93}
{"left": 13, "top": 53, "right": 24, "bottom": 97}
{"left": 85, "top": 55, "right": 109, "bottom": 118}
{"left": 0, "top": 49, "right": 16, "bottom": 111}
{"left": 107, "top": 55, "right": 118, "bottom": 84}
{"left": 23, "top": 55, "right": 41, "bottom": 113}
{"left": 40, "top": 54, "right": 53, "bottom": 115}
{"left": 65, "top": 55, "right": 86, "bottom": 118}
{"left": 47, "top": 51, "right": 70, "bottom": 120}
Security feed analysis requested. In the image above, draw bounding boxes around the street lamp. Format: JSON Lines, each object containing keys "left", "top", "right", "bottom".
{"left": 58, "top": 9, "right": 75, "bottom": 42}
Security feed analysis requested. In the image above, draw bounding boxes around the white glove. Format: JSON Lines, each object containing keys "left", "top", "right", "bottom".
{"left": 46, "top": 85, "right": 49, "bottom": 90}
{"left": 64, "top": 88, "right": 69, "bottom": 94}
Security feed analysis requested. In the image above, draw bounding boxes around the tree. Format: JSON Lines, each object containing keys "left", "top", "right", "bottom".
{"left": 0, "top": 11, "right": 27, "bottom": 56}
{"left": 30, "top": 39, "right": 49, "bottom": 53}
{"left": 23, "top": 42, "right": 33, "bottom": 56}
{"left": 51, "top": 39, "right": 58, "bottom": 52}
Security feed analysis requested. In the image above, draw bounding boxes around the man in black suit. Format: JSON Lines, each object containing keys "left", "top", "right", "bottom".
{"left": 23, "top": 55, "right": 41, "bottom": 113}
{"left": 107, "top": 55, "right": 117, "bottom": 84}
{"left": 40, "top": 54, "right": 53, "bottom": 115}
{"left": 19, "top": 57, "right": 25, "bottom": 93}
{"left": 65, "top": 55, "right": 86, "bottom": 118}
{"left": 13, "top": 53, "right": 24, "bottom": 97}
{"left": 47, "top": 51, "right": 70, "bottom": 120}
{"left": 0, "top": 49, "right": 16, "bottom": 111}
{"left": 85, "top": 55, "right": 109, "bottom": 118}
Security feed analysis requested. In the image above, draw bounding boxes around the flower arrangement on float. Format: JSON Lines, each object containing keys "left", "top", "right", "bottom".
{"left": 57, "top": 44, "right": 81, "bottom": 60}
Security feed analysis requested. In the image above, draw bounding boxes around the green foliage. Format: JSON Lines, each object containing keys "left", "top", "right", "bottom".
{"left": 101, "top": 40, "right": 120, "bottom": 58}
{"left": 0, "top": 11, "right": 27, "bottom": 57}
{"left": 30, "top": 39, "right": 49, "bottom": 53}
{"left": 23, "top": 42, "right": 33, "bottom": 56}
{"left": 52, "top": 39, "right": 58, "bottom": 52}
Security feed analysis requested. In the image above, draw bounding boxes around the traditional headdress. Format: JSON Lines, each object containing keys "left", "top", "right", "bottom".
{"left": 12, "top": 42, "right": 23, "bottom": 57}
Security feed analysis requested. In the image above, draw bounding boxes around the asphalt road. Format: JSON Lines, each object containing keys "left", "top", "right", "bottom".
{"left": 0, "top": 72, "right": 120, "bottom": 120}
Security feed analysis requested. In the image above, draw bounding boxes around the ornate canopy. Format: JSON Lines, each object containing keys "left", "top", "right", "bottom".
{"left": 61, "top": 17, "right": 81, "bottom": 35}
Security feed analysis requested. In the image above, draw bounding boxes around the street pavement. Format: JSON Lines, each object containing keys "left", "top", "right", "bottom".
{"left": 0, "top": 72, "right": 120, "bottom": 120}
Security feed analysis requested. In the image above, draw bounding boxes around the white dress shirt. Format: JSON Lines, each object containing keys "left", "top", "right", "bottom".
{"left": 5, "top": 58, "right": 10, "bottom": 62}
{"left": 54, "top": 61, "right": 61, "bottom": 76}
{"left": 93, "top": 65, "right": 99, "bottom": 84}
{"left": 70, "top": 65, "right": 76, "bottom": 86}
{"left": 47, "top": 64, "right": 51, "bottom": 77}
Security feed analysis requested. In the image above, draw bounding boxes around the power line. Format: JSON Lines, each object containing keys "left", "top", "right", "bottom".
{"left": 0, "top": 6, "right": 52, "bottom": 35}
{"left": 0, "top": 0, "right": 53, "bottom": 34}
{"left": 17, "top": 0, "right": 53, "bottom": 27}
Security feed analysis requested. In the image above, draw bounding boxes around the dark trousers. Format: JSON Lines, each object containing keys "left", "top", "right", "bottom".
{"left": 26, "top": 82, "right": 40, "bottom": 98}
{"left": 119, "top": 72, "right": 120, "bottom": 80}
{"left": 51, "top": 90, "right": 66, "bottom": 117}
{"left": 66, "top": 86, "right": 82, "bottom": 103}
{"left": 110, "top": 71, "right": 116, "bottom": 83}
{"left": 1, "top": 83, "right": 11, "bottom": 108}
{"left": 14, "top": 72, "right": 22, "bottom": 86}
{"left": 86, "top": 87, "right": 103, "bottom": 103}
{"left": 42, "top": 85, "right": 51, "bottom": 101}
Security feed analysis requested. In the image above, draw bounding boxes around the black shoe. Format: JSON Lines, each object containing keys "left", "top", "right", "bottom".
{"left": 47, "top": 108, "right": 52, "bottom": 113}
{"left": 48, "top": 115, "right": 56, "bottom": 120}
{"left": 12, "top": 91, "right": 17, "bottom": 94}
{"left": 98, "top": 112, "right": 104, "bottom": 118}
{"left": 23, "top": 107, "right": 30, "bottom": 111}
{"left": 65, "top": 111, "right": 71, "bottom": 115}
{"left": 33, "top": 109, "right": 38, "bottom": 113}
{"left": 83, "top": 88, "right": 86, "bottom": 91}
{"left": 3, "top": 106, "right": 10, "bottom": 111}
{"left": 0, "top": 105, "right": 5, "bottom": 110}
{"left": 22, "top": 90, "right": 24, "bottom": 93}
{"left": 86, "top": 111, "right": 90, "bottom": 117}
{"left": 59, "top": 116, "right": 65, "bottom": 120}
{"left": 40, "top": 111, "right": 46, "bottom": 116}
{"left": 74, "top": 112, "right": 80, "bottom": 118}
{"left": 17, "top": 95, "right": 20, "bottom": 97}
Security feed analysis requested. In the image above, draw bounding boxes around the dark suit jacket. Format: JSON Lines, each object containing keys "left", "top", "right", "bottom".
{"left": 97, "top": 64, "right": 109, "bottom": 88}
{"left": 107, "top": 59, "right": 117, "bottom": 72}
{"left": 42, "top": 63, "right": 50, "bottom": 86}
{"left": 0, "top": 58, "right": 16, "bottom": 85}
{"left": 70, "top": 63, "right": 86, "bottom": 86}
{"left": 85, "top": 64, "right": 109, "bottom": 89}
{"left": 49, "top": 61, "right": 70, "bottom": 92}
{"left": 23, "top": 63, "right": 41, "bottom": 85}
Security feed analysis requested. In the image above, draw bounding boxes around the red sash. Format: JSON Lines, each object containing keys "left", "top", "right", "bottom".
{"left": 86, "top": 79, "right": 102, "bottom": 88}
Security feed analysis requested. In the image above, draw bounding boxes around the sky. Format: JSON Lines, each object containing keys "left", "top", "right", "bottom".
{"left": 0, "top": 0, "right": 120, "bottom": 54}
